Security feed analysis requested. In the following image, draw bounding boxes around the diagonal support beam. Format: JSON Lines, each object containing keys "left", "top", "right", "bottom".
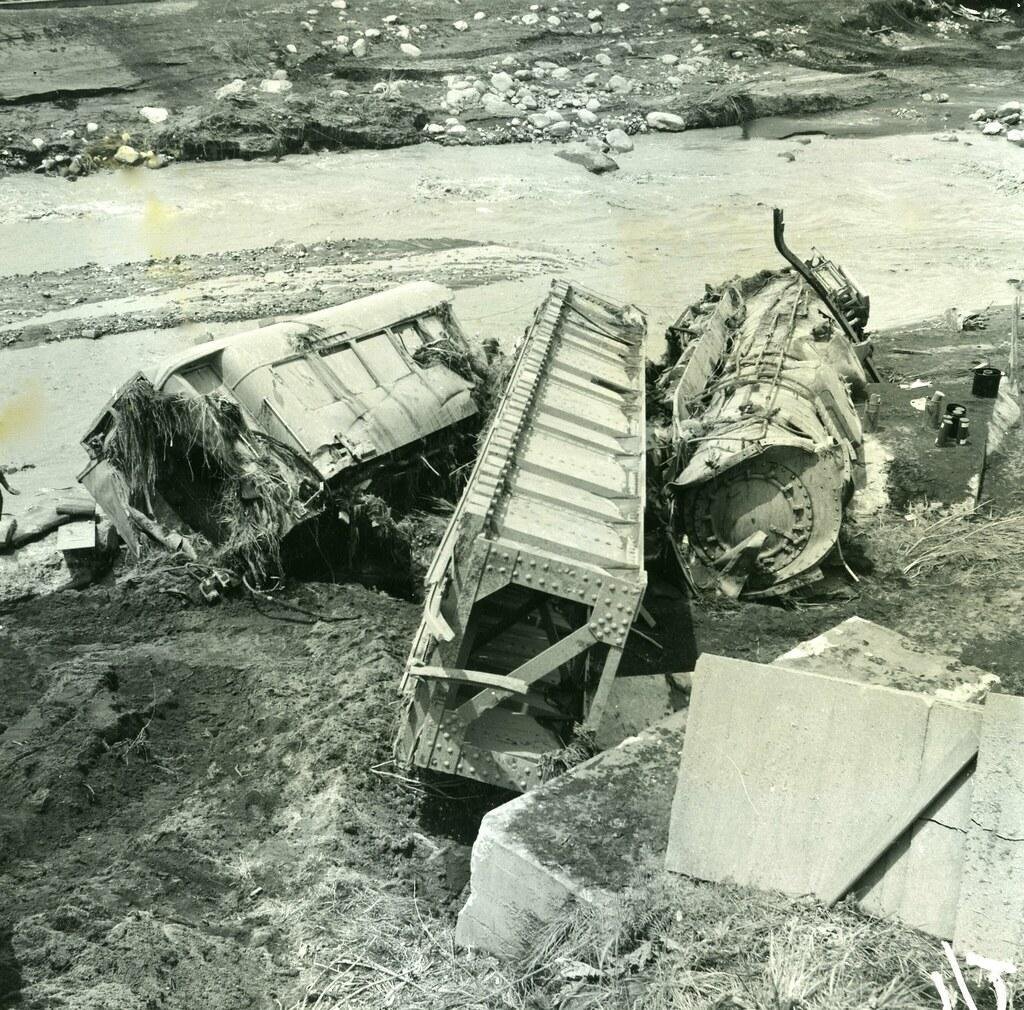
{"left": 452, "top": 624, "right": 597, "bottom": 724}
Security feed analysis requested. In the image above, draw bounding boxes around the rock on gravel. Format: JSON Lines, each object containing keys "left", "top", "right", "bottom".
{"left": 259, "top": 79, "right": 293, "bottom": 94}
{"left": 139, "top": 106, "right": 169, "bottom": 124}
{"left": 646, "top": 110, "right": 686, "bottom": 131}
{"left": 113, "top": 145, "right": 141, "bottom": 165}
{"left": 605, "top": 127, "right": 633, "bottom": 152}
{"left": 556, "top": 142, "right": 619, "bottom": 174}
{"left": 215, "top": 79, "right": 247, "bottom": 100}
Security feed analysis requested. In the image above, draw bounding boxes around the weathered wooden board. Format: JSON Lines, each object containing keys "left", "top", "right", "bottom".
{"left": 667, "top": 655, "right": 980, "bottom": 936}
{"left": 955, "top": 693, "right": 1024, "bottom": 961}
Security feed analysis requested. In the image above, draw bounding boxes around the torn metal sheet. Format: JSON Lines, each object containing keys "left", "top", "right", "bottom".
{"left": 395, "top": 279, "right": 647, "bottom": 793}
{"left": 656, "top": 217, "right": 871, "bottom": 598}
{"left": 78, "top": 282, "right": 481, "bottom": 577}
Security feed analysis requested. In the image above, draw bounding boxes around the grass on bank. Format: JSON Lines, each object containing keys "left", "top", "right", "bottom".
{"left": 286, "top": 865, "right": 980, "bottom": 1010}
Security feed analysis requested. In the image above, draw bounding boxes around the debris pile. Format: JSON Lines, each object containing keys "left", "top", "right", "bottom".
{"left": 968, "top": 100, "right": 1024, "bottom": 146}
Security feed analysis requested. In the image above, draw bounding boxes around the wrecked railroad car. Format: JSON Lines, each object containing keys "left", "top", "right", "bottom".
{"left": 78, "top": 281, "right": 484, "bottom": 581}
{"left": 395, "top": 279, "right": 648, "bottom": 793}
{"left": 655, "top": 214, "right": 874, "bottom": 598}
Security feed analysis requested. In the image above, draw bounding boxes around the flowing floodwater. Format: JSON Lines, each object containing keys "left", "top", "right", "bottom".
{"left": 2, "top": 124, "right": 1024, "bottom": 495}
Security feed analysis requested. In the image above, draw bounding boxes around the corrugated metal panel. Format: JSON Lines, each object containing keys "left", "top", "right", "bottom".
{"left": 148, "top": 283, "right": 477, "bottom": 481}
{"left": 395, "top": 280, "right": 648, "bottom": 792}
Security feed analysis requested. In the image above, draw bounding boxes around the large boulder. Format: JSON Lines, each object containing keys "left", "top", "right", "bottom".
{"left": 555, "top": 143, "right": 619, "bottom": 174}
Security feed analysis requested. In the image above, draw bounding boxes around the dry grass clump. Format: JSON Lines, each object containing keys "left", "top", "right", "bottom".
{"left": 864, "top": 502, "right": 1024, "bottom": 585}
{"left": 104, "top": 376, "right": 322, "bottom": 583}
{"left": 286, "top": 867, "right": 964, "bottom": 1010}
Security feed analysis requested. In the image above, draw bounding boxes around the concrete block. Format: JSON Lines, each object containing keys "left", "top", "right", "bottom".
{"left": 456, "top": 711, "right": 686, "bottom": 957}
{"left": 776, "top": 615, "right": 997, "bottom": 698}
{"left": 666, "top": 655, "right": 980, "bottom": 936}
{"left": 955, "top": 693, "right": 1024, "bottom": 962}
{"left": 596, "top": 673, "right": 681, "bottom": 751}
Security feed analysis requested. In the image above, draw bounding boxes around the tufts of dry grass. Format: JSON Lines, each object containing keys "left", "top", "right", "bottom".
{"left": 862, "top": 503, "right": 1024, "bottom": 585}
{"left": 284, "top": 866, "right": 974, "bottom": 1010}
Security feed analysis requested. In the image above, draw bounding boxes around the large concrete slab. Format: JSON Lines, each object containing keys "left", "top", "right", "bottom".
{"left": 456, "top": 711, "right": 686, "bottom": 957}
{"left": 955, "top": 693, "right": 1024, "bottom": 962}
{"left": 666, "top": 655, "right": 980, "bottom": 937}
{"left": 775, "top": 615, "right": 997, "bottom": 699}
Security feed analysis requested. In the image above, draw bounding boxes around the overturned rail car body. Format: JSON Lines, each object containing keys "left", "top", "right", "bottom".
{"left": 395, "top": 280, "right": 647, "bottom": 792}
{"left": 658, "top": 216, "right": 873, "bottom": 598}
{"left": 79, "top": 282, "right": 480, "bottom": 563}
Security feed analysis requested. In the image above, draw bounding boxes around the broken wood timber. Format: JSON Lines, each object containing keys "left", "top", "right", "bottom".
{"left": 395, "top": 280, "right": 648, "bottom": 792}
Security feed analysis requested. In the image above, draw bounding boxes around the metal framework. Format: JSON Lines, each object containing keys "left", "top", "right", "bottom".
{"left": 394, "top": 280, "right": 647, "bottom": 792}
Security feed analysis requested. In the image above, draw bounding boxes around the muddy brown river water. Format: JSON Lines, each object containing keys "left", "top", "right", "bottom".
{"left": 3, "top": 125, "right": 1024, "bottom": 497}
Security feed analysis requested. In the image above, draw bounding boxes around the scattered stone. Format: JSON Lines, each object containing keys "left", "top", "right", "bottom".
{"left": 259, "top": 79, "right": 293, "bottom": 93}
{"left": 522, "top": 12, "right": 540, "bottom": 23}
{"left": 936, "top": 93, "right": 950, "bottom": 103}
{"left": 577, "top": 108, "right": 598, "bottom": 125}
{"left": 139, "top": 106, "right": 168, "bottom": 125}
{"left": 646, "top": 110, "right": 686, "bottom": 131}
{"left": 474, "top": 10, "right": 486, "bottom": 17}
{"left": 594, "top": 52, "right": 612, "bottom": 66}
{"left": 351, "top": 37, "right": 368, "bottom": 56}
{"left": 616, "top": 2, "right": 629, "bottom": 9}
{"left": 113, "top": 145, "right": 141, "bottom": 165}
{"left": 606, "top": 75, "right": 631, "bottom": 94}
{"left": 85, "top": 123, "right": 99, "bottom": 134}
{"left": 547, "top": 120, "right": 572, "bottom": 137}
{"left": 556, "top": 142, "right": 619, "bottom": 173}
{"left": 933, "top": 133, "right": 958, "bottom": 143}
{"left": 660, "top": 54, "right": 678, "bottom": 65}
{"left": 587, "top": 7, "right": 602, "bottom": 18}
{"left": 453, "top": 19, "right": 468, "bottom": 29}
{"left": 215, "top": 79, "right": 247, "bottom": 100}
{"left": 272, "top": 69, "right": 290, "bottom": 80}
{"left": 586, "top": 97, "right": 601, "bottom": 112}
{"left": 996, "top": 100, "right": 1023, "bottom": 116}
{"left": 145, "top": 153, "right": 171, "bottom": 170}
{"left": 1008, "top": 129, "right": 1024, "bottom": 147}
{"left": 490, "top": 71, "right": 515, "bottom": 94}
{"left": 447, "top": 123, "right": 468, "bottom": 135}
{"left": 983, "top": 120, "right": 1006, "bottom": 135}
{"left": 605, "top": 127, "right": 633, "bottom": 152}
{"left": 547, "top": 15, "right": 561, "bottom": 24}
{"left": 969, "top": 108, "right": 987, "bottom": 121}
{"left": 400, "top": 42, "right": 421, "bottom": 57}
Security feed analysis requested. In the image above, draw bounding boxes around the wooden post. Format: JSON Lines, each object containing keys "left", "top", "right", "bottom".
{"left": 1010, "top": 295, "right": 1020, "bottom": 393}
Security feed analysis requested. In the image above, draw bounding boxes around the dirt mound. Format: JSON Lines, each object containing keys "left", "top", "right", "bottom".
{"left": 0, "top": 575, "right": 478, "bottom": 1009}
